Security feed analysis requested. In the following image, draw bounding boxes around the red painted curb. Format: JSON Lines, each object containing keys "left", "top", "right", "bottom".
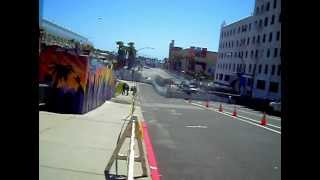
{"left": 142, "top": 121, "right": 161, "bottom": 180}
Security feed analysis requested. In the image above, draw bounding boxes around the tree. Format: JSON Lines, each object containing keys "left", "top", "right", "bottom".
{"left": 126, "top": 42, "right": 136, "bottom": 69}
{"left": 116, "top": 41, "right": 126, "bottom": 68}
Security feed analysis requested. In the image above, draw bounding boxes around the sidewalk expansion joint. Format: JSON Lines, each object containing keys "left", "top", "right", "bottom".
{"left": 40, "top": 164, "right": 104, "bottom": 176}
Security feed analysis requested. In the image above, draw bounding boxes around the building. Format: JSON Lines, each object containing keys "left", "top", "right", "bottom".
{"left": 168, "top": 40, "right": 218, "bottom": 77}
{"left": 40, "top": 19, "right": 93, "bottom": 49}
{"left": 214, "top": 0, "right": 281, "bottom": 101}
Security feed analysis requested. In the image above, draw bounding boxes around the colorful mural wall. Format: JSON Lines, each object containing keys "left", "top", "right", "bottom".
{"left": 39, "top": 45, "right": 116, "bottom": 114}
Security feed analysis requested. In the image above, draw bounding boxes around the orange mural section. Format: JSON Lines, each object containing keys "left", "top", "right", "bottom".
{"left": 39, "top": 45, "right": 115, "bottom": 114}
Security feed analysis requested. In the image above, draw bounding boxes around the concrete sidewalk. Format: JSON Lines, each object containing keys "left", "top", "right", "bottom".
{"left": 39, "top": 90, "right": 150, "bottom": 180}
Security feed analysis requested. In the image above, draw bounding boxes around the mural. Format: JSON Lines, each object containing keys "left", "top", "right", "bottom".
{"left": 39, "top": 45, "right": 116, "bottom": 114}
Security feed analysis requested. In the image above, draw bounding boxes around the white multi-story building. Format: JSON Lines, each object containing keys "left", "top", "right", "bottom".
{"left": 215, "top": 0, "right": 281, "bottom": 101}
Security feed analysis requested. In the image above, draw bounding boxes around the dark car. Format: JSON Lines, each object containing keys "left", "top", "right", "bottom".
{"left": 179, "top": 81, "right": 200, "bottom": 94}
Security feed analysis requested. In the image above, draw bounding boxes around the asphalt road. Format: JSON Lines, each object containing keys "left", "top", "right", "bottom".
{"left": 137, "top": 83, "right": 281, "bottom": 180}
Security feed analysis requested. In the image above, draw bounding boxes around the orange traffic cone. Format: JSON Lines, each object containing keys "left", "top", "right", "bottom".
{"left": 260, "top": 112, "right": 267, "bottom": 125}
{"left": 218, "top": 104, "right": 223, "bottom": 112}
{"left": 232, "top": 106, "right": 237, "bottom": 117}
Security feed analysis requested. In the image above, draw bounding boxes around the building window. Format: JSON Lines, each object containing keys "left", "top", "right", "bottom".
{"left": 277, "top": 65, "right": 281, "bottom": 76}
{"left": 238, "top": 27, "right": 240, "bottom": 33}
{"left": 263, "top": 34, "right": 266, "bottom": 43}
{"left": 276, "top": 31, "right": 280, "bottom": 41}
{"left": 269, "top": 32, "right": 273, "bottom": 42}
{"left": 224, "top": 75, "right": 230, "bottom": 81}
{"left": 264, "top": 65, "right": 269, "bottom": 74}
{"left": 219, "top": 74, "right": 223, "bottom": 80}
{"left": 261, "top": 5, "right": 264, "bottom": 12}
{"left": 266, "top": 2, "right": 270, "bottom": 11}
{"left": 269, "top": 82, "right": 279, "bottom": 93}
{"left": 254, "top": 20, "right": 257, "bottom": 28}
{"left": 249, "top": 64, "right": 252, "bottom": 73}
{"left": 233, "top": 64, "right": 235, "bottom": 72}
{"left": 271, "top": 15, "right": 275, "bottom": 25}
{"left": 257, "top": 35, "right": 260, "bottom": 43}
{"left": 245, "top": 51, "right": 248, "bottom": 58}
{"left": 258, "top": 64, "right": 262, "bottom": 74}
{"left": 264, "top": 17, "right": 268, "bottom": 27}
{"left": 229, "top": 64, "right": 231, "bottom": 71}
{"left": 256, "top": 7, "right": 260, "bottom": 14}
{"left": 253, "top": 64, "right": 257, "bottom": 73}
{"left": 236, "top": 40, "right": 239, "bottom": 47}
{"left": 247, "top": 79, "right": 253, "bottom": 86}
{"left": 260, "top": 49, "right": 264, "bottom": 58}
{"left": 274, "top": 0, "right": 277, "bottom": 9}
{"left": 252, "top": 36, "right": 255, "bottom": 44}
{"left": 259, "top": 19, "right": 263, "bottom": 28}
{"left": 256, "top": 80, "right": 266, "bottom": 90}
{"left": 274, "top": 48, "right": 278, "bottom": 57}
{"left": 251, "top": 50, "right": 254, "bottom": 58}
{"left": 255, "top": 49, "right": 258, "bottom": 58}
{"left": 244, "top": 64, "right": 246, "bottom": 73}
{"left": 271, "top": 65, "right": 276, "bottom": 75}
{"left": 249, "top": 23, "right": 251, "bottom": 31}
{"left": 247, "top": 37, "right": 250, "bottom": 45}
{"left": 267, "top": 49, "right": 270, "bottom": 58}
{"left": 232, "top": 41, "right": 234, "bottom": 47}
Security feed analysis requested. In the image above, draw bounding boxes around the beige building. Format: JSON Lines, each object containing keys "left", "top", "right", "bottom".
{"left": 168, "top": 40, "right": 218, "bottom": 77}
{"left": 215, "top": 0, "right": 281, "bottom": 101}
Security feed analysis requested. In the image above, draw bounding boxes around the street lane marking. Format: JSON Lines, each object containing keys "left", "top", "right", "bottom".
{"left": 194, "top": 102, "right": 281, "bottom": 122}
{"left": 215, "top": 110, "right": 281, "bottom": 134}
{"left": 185, "top": 125, "right": 208, "bottom": 128}
{"left": 209, "top": 103, "right": 281, "bottom": 121}
{"left": 236, "top": 114, "right": 281, "bottom": 129}
{"left": 189, "top": 102, "right": 281, "bottom": 134}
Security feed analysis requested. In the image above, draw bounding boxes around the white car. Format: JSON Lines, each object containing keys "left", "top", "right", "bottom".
{"left": 269, "top": 101, "right": 281, "bottom": 112}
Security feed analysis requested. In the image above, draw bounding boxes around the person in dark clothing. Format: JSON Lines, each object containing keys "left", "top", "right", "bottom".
{"left": 131, "top": 86, "right": 137, "bottom": 96}
{"left": 121, "top": 83, "right": 126, "bottom": 95}
{"left": 124, "top": 83, "right": 129, "bottom": 96}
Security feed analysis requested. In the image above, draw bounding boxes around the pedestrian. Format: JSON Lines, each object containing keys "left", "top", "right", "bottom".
{"left": 121, "top": 82, "right": 126, "bottom": 95}
{"left": 125, "top": 83, "right": 129, "bottom": 96}
{"left": 228, "top": 95, "right": 232, "bottom": 104}
{"left": 131, "top": 86, "right": 137, "bottom": 96}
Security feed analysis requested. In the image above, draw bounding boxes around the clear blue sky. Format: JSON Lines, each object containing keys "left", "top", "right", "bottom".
{"left": 43, "top": 0, "right": 254, "bottom": 60}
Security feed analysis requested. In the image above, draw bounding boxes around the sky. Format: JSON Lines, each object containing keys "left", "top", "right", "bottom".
{"left": 43, "top": 0, "right": 255, "bottom": 60}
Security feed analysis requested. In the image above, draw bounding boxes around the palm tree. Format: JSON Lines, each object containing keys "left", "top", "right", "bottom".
{"left": 49, "top": 63, "right": 75, "bottom": 88}
{"left": 126, "top": 42, "right": 136, "bottom": 69}
{"left": 116, "top": 41, "right": 127, "bottom": 68}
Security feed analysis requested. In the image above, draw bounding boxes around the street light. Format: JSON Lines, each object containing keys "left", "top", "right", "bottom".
{"left": 135, "top": 47, "right": 155, "bottom": 69}
{"left": 137, "top": 47, "right": 155, "bottom": 52}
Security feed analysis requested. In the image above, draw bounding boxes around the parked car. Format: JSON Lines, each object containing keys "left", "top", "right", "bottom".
{"left": 179, "top": 81, "right": 200, "bottom": 94}
{"left": 269, "top": 101, "right": 281, "bottom": 112}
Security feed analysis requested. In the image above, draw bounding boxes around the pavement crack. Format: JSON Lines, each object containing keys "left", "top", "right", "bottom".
{"left": 40, "top": 164, "right": 104, "bottom": 176}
